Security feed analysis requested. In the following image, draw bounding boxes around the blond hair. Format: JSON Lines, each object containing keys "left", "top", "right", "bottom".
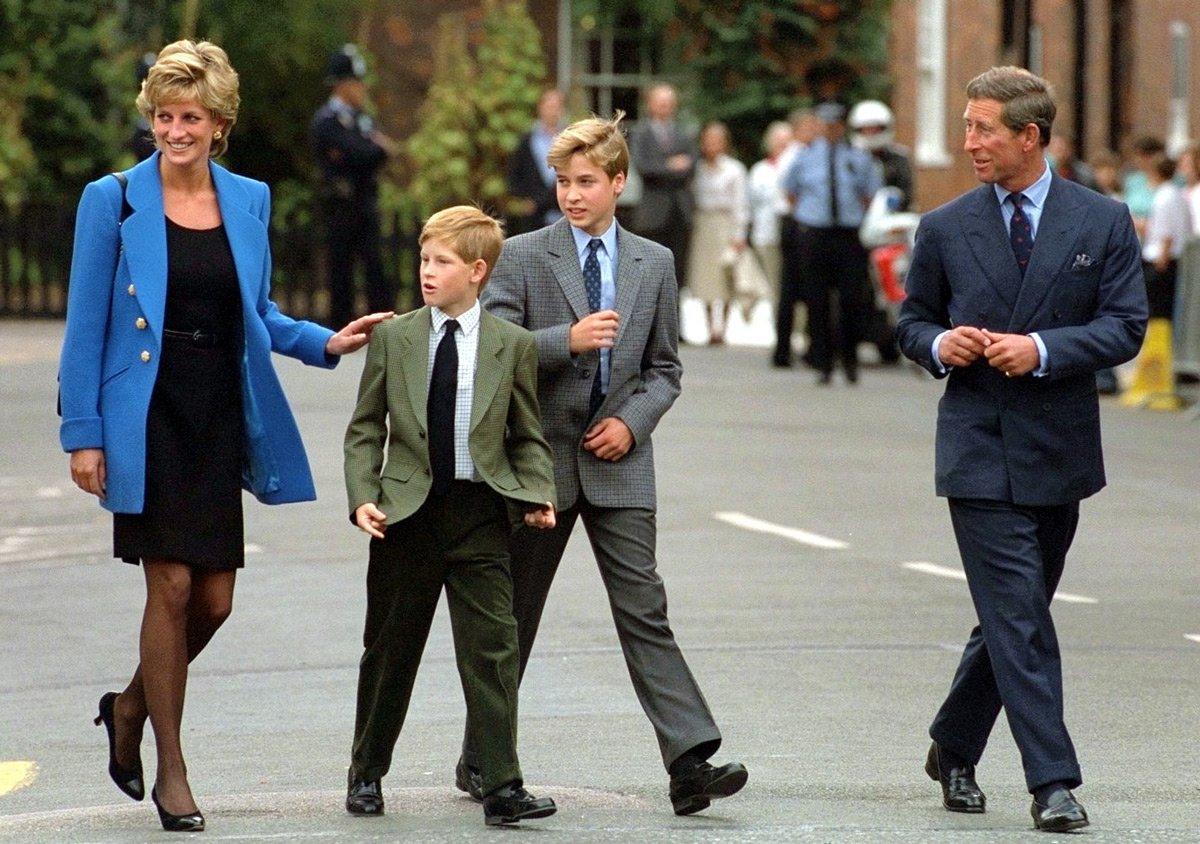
{"left": 547, "top": 111, "right": 629, "bottom": 178}
{"left": 136, "top": 40, "right": 240, "bottom": 157}
{"left": 419, "top": 206, "right": 505, "bottom": 288}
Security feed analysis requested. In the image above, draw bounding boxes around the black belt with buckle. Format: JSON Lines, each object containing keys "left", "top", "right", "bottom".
{"left": 163, "top": 328, "right": 228, "bottom": 348}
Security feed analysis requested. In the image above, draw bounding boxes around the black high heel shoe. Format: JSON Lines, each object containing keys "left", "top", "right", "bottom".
{"left": 93, "top": 692, "right": 144, "bottom": 801}
{"left": 152, "top": 787, "right": 205, "bottom": 832}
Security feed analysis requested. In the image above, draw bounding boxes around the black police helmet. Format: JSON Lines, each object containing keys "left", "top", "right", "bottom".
{"left": 325, "top": 44, "right": 367, "bottom": 84}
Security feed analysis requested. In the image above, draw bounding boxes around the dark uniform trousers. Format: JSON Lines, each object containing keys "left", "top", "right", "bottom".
{"left": 350, "top": 481, "right": 522, "bottom": 795}
{"left": 802, "top": 225, "right": 871, "bottom": 374}
{"left": 930, "top": 497, "right": 1083, "bottom": 792}
{"left": 323, "top": 200, "right": 390, "bottom": 331}
{"left": 774, "top": 215, "right": 807, "bottom": 364}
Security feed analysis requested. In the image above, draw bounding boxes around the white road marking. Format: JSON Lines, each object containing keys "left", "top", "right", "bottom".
{"left": 1186, "top": 635, "right": 1200, "bottom": 645}
{"left": 35, "top": 487, "right": 63, "bottom": 498}
{"left": 901, "top": 561, "right": 1098, "bottom": 604}
{"left": 713, "top": 511, "right": 849, "bottom": 550}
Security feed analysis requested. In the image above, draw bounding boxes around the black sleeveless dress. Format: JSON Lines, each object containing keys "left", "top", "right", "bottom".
{"left": 114, "top": 219, "right": 245, "bottom": 569}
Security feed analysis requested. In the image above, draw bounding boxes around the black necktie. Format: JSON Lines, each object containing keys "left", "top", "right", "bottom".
{"left": 828, "top": 142, "right": 840, "bottom": 225}
{"left": 1008, "top": 193, "right": 1033, "bottom": 277}
{"left": 583, "top": 239, "right": 605, "bottom": 417}
{"left": 427, "top": 318, "right": 458, "bottom": 496}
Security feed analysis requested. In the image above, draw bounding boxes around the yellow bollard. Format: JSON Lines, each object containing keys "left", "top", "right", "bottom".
{"left": 1120, "top": 317, "right": 1187, "bottom": 410}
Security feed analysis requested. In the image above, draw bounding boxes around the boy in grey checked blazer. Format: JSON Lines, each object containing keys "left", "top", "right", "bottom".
{"left": 457, "top": 114, "right": 748, "bottom": 816}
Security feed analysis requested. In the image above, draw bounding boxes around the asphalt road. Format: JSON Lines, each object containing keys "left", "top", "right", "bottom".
{"left": 2, "top": 318, "right": 1198, "bottom": 842}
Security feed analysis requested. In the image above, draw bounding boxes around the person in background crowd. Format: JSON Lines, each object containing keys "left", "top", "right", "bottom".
{"left": 1175, "top": 142, "right": 1200, "bottom": 237}
{"left": 629, "top": 84, "right": 696, "bottom": 289}
{"left": 687, "top": 122, "right": 749, "bottom": 345}
{"left": 1142, "top": 153, "right": 1192, "bottom": 321}
{"left": 1047, "top": 136, "right": 1098, "bottom": 192}
{"left": 311, "top": 44, "right": 400, "bottom": 331}
{"left": 1124, "top": 135, "right": 1166, "bottom": 239}
{"left": 773, "top": 107, "right": 821, "bottom": 367}
{"left": 507, "top": 88, "right": 565, "bottom": 236}
{"left": 748, "top": 121, "right": 794, "bottom": 325}
{"left": 849, "top": 99, "right": 914, "bottom": 210}
{"left": 782, "top": 101, "right": 881, "bottom": 384}
{"left": 1088, "top": 150, "right": 1125, "bottom": 201}
{"left": 129, "top": 53, "right": 159, "bottom": 162}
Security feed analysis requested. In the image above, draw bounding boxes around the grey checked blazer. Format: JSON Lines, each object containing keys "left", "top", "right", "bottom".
{"left": 481, "top": 217, "right": 681, "bottom": 511}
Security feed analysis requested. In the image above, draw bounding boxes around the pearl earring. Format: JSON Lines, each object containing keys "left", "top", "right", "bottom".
{"left": 213, "top": 131, "right": 223, "bottom": 140}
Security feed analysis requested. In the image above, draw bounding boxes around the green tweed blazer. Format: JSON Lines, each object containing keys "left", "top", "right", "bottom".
{"left": 344, "top": 306, "right": 556, "bottom": 525}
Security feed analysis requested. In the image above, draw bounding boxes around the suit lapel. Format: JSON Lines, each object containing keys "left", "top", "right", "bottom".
{"left": 120, "top": 154, "right": 168, "bottom": 348}
{"left": 612, "top": 224, "right": 645, "bottom": 348}
{"left": 959, "top": 185, "right": 1022, "bottom": 312}
{"left": 398, "top": 308, "right": 431, "bottom": 431}
{"left": 1008, "top": 176, "right": 1084, "bottom": 331}
{"left": 470, "top": 311, "right": 504, "bottom": 433}
{"left": 546, "top": 219, "right": 591, "bottom": 321}
{"left": 210, "top": 162, "right": 267, "bottom": 317}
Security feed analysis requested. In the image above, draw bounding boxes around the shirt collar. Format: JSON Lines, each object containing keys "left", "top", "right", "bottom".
{"left": 431, "top": 300, "right": 481, "bottom": 337}
{"left": 994, "top": 160, "right": 1052, "bottom": 209}
{"left": 570, "top": 218, "right": 618, "bottom": 261}
{"left": 328, "top": 95, "right": 353, "bottom": 115}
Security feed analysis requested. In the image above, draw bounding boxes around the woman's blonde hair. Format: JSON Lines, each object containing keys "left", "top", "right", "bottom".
{"left": 136, "top": 40, "right": 240, "bottom": 158}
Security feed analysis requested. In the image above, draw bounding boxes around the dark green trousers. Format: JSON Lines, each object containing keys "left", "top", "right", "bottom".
{"left": 350, "top": 481, "right": 522, "bottom": 794}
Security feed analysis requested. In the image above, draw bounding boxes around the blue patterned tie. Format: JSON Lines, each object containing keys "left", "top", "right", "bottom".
{"left": 583, "top": 238, "right": 605, "bottom": 416}
{"left": 1008, "top": 193, "right": 1033, "bottom": 277}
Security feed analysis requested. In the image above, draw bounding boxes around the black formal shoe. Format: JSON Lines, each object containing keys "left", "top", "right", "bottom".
{"left": 925, "top": 741, "right": 985, "bottom": 813}
{"left": 151, "top": 787, "right": 204, "bottom": 832}
{"left": 455, "top": 757, "right": 484, "bottom": 802}
{"left": 346, "top": 775, "right": 384, "bottom": 816}
{"left": 771, "top": 356, "right": 793, "bottom": 369}
{"left": 482, "top": 783, "right": 557, "bottom": 826}
{"left": 845, "top": 365, "right": 859, "bottom": 384}
{"left": 669, "top": 760, "right": 749, "bottom": 816}
{"left": 1031, "top": 788, "right": 1089, "bottom": 832}
{"left": 94, "top": 692, "right": 145, "bottom": 801}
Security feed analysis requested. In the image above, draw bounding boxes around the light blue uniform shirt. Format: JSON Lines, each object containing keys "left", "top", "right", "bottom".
{"left": 781, "top": 136, "right": 881, "bottom": 228}
{"left": 571, "top": 221, "right": 618, "bottom": 394}
{"left": 933, "top": 162, "right": 1051, "bottom": 376}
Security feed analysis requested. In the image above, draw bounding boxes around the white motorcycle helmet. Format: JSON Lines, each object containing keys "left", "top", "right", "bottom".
{"left": 849, "top": 100, "right": 895, "bottom": 151}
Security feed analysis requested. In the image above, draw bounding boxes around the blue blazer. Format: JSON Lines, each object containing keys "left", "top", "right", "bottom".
{"left": 58, "top": 152, "right": 337, "bottom": 514}
{"left": 896, "top": 174, "right": 1148, "bottom": 506}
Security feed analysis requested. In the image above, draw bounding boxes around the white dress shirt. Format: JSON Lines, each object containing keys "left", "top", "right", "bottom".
{"left": 748, "top": 156, "right": 789, "bottom": 248}
{"left": 693, "top": 154, "right": 749, "bottom": 239}
{"left": 429, "top": 302, "right": 481, "bottom": 481}
{"left": 1142, "top": 182, "right": 1192, "bottom": 262}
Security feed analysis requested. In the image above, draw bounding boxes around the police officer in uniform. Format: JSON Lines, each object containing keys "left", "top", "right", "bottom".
{"left": 130, "top": 53, "right": 159, "bottom": 162}
{"left": 311, "top": 44, "right": 398, "bottom": 330}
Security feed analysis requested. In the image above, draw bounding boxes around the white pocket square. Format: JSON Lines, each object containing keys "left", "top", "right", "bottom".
{"left": 1071, "top": 253, "right": 1095, "bottom": 269}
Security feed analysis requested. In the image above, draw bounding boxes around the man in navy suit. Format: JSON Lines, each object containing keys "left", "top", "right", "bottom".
{"left": 896, "top": 67, "right": 1147, "bottom": 833}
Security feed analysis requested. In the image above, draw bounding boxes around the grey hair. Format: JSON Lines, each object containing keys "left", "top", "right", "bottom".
{"left": 966, "top": 66, "right": 1056, "bottom": 147}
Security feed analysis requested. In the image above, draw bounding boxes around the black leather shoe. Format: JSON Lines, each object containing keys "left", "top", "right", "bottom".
{"left": 669, "top": 760, "right": 749, "bottom": 816}
{"left": 482, "top": 783, "right": 556, "bottom": 826}
{"left": 1031, "top": 788, "right": 1089, "bottom": 832}
{"left": 346, "top": 775, "right": 384, "bottom": 816}
{"left": 925, "top": 742, "right": 985, "bottom": 813}
{"left": 151, "top": 787, "right": 204, "bottom": 832}
{"left": 94, "top": 692, "right": 145, "bottom": 801}
{"left": 455, "top": 757, "right": 483, "bottom": 802}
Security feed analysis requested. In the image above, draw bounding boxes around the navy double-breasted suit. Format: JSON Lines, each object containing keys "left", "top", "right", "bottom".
{"left": 896, "top": 172, "right": 1147, "bottom": 793}
{"left": 58, "top": 152, "right": 337, "bottom": 514}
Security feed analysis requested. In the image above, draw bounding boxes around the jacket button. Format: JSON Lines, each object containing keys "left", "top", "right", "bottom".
{"left": 1042, "top": 402, "right": 1051, "bottom": 411}
{"left": 419, "top": 430, "right": 426, "bottom": 439}
{"left": 423, "top": 468, "right": 431, "bottom": 476}
{"left": 127, "top": 284, "right": 136, "bottom": 296}
{"left": 135, "top": 317, "right": 147, "bottom": 329}
{"left": 580, "top": 369, "right": 591, "bottom": 379}
{"left": 140, "top": 350, "right": 151, "bottom": 363}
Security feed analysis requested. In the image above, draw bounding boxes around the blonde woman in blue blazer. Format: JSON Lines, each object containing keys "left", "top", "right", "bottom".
{"left": 58, "top": 41, "right": 390, "bottom": 832}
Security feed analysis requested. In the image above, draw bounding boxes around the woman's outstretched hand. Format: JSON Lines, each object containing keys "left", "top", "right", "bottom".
{"left": 325, "top": 311, "right": 395, "bottom": 356}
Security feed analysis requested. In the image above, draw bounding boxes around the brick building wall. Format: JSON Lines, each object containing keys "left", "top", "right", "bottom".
{"left": 889, "top": 1, "right": 1200, "bottom": 211}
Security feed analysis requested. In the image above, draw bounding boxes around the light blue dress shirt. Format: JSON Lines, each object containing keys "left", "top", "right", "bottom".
{"left": 571, "top": 221, "right": 618, "bottom": 394}
{"left": 932, "top": 162, "right": 1051, "bottom": 376}
{"left": 781, "top": 136, "right": 881, "bottom": 228}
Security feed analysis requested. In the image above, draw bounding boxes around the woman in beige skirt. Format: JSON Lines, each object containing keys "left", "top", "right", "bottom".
{"left": 687, "top": 122, "right": 748, "bottom": 344}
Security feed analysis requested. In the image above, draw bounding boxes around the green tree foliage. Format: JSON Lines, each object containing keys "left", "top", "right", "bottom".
{"left": 0, "top": 0, "right": 130, "bottom": 203}
{"left": 407, "top": 0, "right": 547, "bottom": 215}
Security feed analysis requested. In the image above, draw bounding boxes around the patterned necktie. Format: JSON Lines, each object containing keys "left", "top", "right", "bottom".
{"left": 828, "top": 142, "right": 840, "bottom": 225}
{"left": 427, "top": 318, "right": 458, "bottom": 496}
{"left": 583, "top": 239, "right": 605, "bottom": 416}
{"left": 1008, "top": 193, "right": 1033, "bottom": 277}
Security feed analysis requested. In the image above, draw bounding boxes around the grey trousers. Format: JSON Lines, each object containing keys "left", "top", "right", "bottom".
{"left": 464, "top": 499, "right": 722, "bottom": 771}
